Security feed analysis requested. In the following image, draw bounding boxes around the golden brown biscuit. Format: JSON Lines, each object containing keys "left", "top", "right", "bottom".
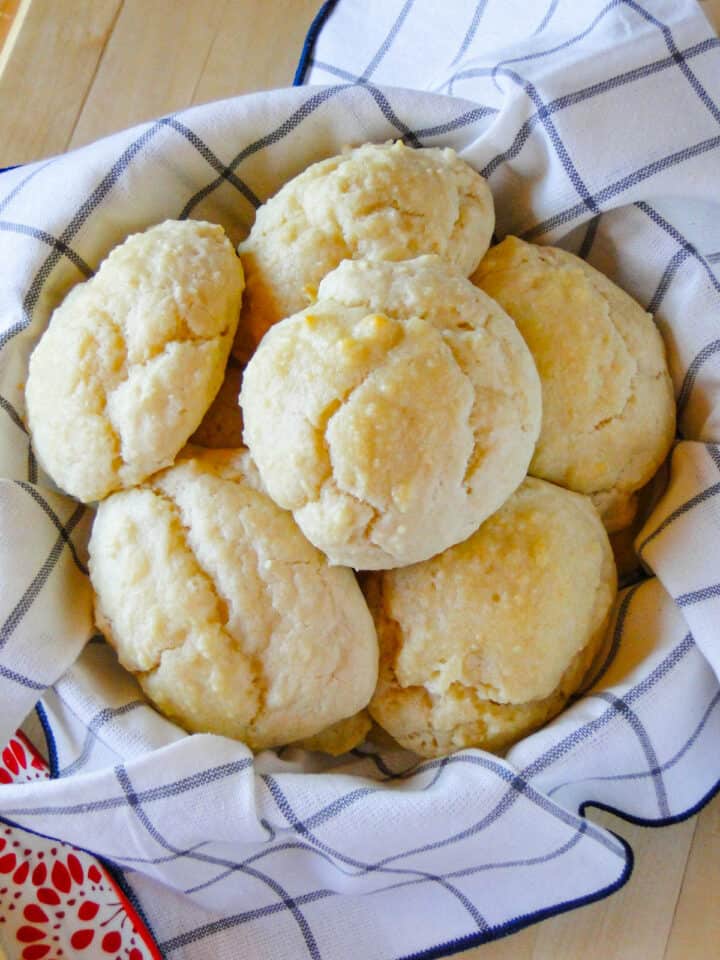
{"left": 26, "top": 220, "right": 244, "bottom": 503}
{"left": 367, "top": 478, "right": 617, "bottom": 757}
{"left": 472, "top": 237, "right": 675, "bottom": 532}
{"left": 295, "top": 711, "right": 372, "bottom": 756}
{"left": 240, "top": 257, "right": 541, "bottom": 570}
{"left": 88, "top": 448, "right": 378, "bottom": 751}
{"left": 234, "top": 141, "right": 495, "bottom": 361}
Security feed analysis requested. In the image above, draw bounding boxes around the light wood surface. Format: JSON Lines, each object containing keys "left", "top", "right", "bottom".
{"left": 0, "top": 2, "right": 719, "bottom": 958}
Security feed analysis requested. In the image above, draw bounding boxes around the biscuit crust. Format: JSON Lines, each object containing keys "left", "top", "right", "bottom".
{"left": 240, "top": 257, "right": 541, "bottom": 569}
{"left": 234, "top": 141, "right": 495, "bottom": 361}
{"left": 472, "top": 237, "right": 675, "bottom": 531}
{"left": 26, "top": 220, "right": 244, "bottom": 503}
{"left": 367, "top": 478, "right": 617, "bottom": 757}
{"left": 88, "top": 449, "right": 378, "bottom": 751}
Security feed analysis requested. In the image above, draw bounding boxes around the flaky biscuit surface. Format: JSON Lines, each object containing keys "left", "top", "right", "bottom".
{"left": 234, "top": 141, "right": 495, "bottom": 361}
{"left": 473, "top": 236, "right": 675, "bottom": 531}
{"left": 88, "top": 448, "right": 378, "bottom": 751}
{"left": 240, "top": 257, "right": 541, "bottom": 569}
{"left": 367, "top": 477, "right": 617, "bottom": 757}
{"left": 26, "top": 220, "right": 244, "bottom": 503}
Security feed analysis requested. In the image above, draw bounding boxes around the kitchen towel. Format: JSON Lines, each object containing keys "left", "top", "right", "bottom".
{"left": 0, "top": 1, "right": 719, "bottom": 957}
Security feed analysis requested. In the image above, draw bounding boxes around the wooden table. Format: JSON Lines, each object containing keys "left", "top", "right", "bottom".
{"left": 1, "top": 2, "right": 719, "bottom": 958}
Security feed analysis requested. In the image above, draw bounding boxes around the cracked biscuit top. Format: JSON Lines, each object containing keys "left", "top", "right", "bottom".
{"left": 234, "top": 140, "right": 495, "bottom": 362}
{"left": 366, "top": 477, "right": 617, "bottom": 758}
{"left": 240, "top": 256, "right": 542, "bottom": 570}
{"left": 88, "top": 448, "right": 378, "bottom": 751}
{"left": 26, "top": 220, "right": 244, "bottom": 503}
{"left": 472, "top": 237, "right": 676, "bottom": 531}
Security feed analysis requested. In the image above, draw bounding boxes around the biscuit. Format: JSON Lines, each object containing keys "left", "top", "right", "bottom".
{"left": 472, "top": 237, "right": 676, "bottom": 531}
{"left": 240, "top": 257, "right": 541, "bottom": 569}
{"left": 234, "top": 141, "right": 495, "bottom": 362}
{"left": 367, "top": 477, "right": 617, "bottom": 758}
{"left": 26, "top": 220, "right": 244, "bottom": 503}
{"left": 295, "top": 710, "right": 372, "bottom": 756}
{"left": 88, "top": 448, "right": 378, "bottom": 751}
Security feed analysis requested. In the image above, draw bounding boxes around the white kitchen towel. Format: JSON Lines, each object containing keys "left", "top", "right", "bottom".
{"left": 0, "top": 1, "right": 719, "bottom": 958}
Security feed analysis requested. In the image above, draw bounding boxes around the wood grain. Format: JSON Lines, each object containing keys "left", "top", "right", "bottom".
{"left": 0, "top": 0, "right": 122, "bottom": 163}
{"left": 0, "top": 2, "right": 719, "bottom": 958}
{"left": 190, "top": 0, "right": 320, "bottom": 106}
{"left": 472, "top": 809, "right": 700, "bottom": 960}
{"left": 69, "top": 0, "right": 229, "bottom": 150}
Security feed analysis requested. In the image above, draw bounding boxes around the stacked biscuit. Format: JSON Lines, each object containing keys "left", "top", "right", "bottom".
{"left": 25, "top": 142, "right": 676, "bottom": 759}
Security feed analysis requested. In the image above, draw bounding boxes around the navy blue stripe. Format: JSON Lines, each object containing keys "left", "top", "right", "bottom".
{"left": 578, "top": 214, "right": 601, "bottom": 260}
{"left": 647, "top": 247, "right": 691, "bottom": 313}
{"left": 184, "top": 811, "right": 591, "bottom": 902}
{"left": 475, "top": 37, "right": 720, "bottom": 179}
{"left": 27, "top": 445, "right": 37, "bottom": 484}
{"left": 0, "top": 394, "right": 27, "bottom": 434}
{"left": 180, "top": 85, "right": 347, "bottom": 219}
{"left": 449, "top": 61, "right": 600, "bottom": 213}
{"left": 594, "top": 692, "right": 670, "bottom": 817}
{"left": 116, "top": 766, "right": 323, "bottom": 960}
{"left": 23, "top": 122, "right": 166, "bottom": 321}
{"left": 0, "top": 121, "right": 166, "bottom": 354}
{"left": 580, "top": 583, "right": 642, "bottom": 694}
{"left": 0, "top": 663, "right": 47, "bottom": 691}
{"left": 1, "top": 758, "right": 252, "bottom": 816}
{"left": 157, "top": 116, "right": 261, "bottom": 210}
{"left": 160, "top": 888, "right": 336, "bottom": 953}
{"left": 676, "top": 582, "right": 720, "bottom": 607}
{"left": 526, "top": 134, "right": 720, "bottom": 239}
{"left": 263, "top": 773, "right": 492, "bottom": 932}
{"left": 0, "top": 160, "right": 53, "bottom": 216}
{"left": 625, "top": 0, "right": 720, "bottom": 126}
{"left": 449, "top": 0, "right": 490, "bottom": 67}
{"left": 637, "top": 201, "right": 720, "bottom": 299}
{"left": 490, "top": 1, "right": 619, "bottom": 89}
{"left": 637, "top": 480, "right": 720, "bottom": 556}
{"left": 549, "top": 688, "right": 720, "bottom": 797}
{"left": 0, "top": 220, "right": 93, "bottom": 277}
{"left": 707, "top": 251, "right": 720, "bottom": 263}
{"left": 361, "top": 0, "right": 415, "bottom": 80}
{"left": 677, "top": 339, "right": 720, "bottom": 414}
{"left": 266, "top": 751, "right": 621, "bottom": 866}
{"left": 523, "top": 633, "right": 694, "bottom": 779}
{"left": 0, "top": 502, "right": 86, "bottom": 652}
{"left": 361, "top": 84, "right": 421, "bottom": 147}
{"left": 394, "top": 841, "right": 631, "bottom": 960}
{"left": 707, "top": 443, "right": 720, "bottom": 473}
{"left": 294, "top": 0, "right": 340, "bottom": 85}
{"left": 367, "top": 822, "right": 587, "bottom": 899}
{"left": 408, "top": 105, "right": 499, "bottom": 140}
{"left": 35, "top": 702, "right": 59, "bottom": 777}
{"left": 533, "top": 0, "right": 561, "bottom": 34}
{"left": 15, "top": 481, "right": 88, "bottom": 574}
{"left": 633, "top": 201, "right": 720, "bottom": 415}
{"left": 58, "top": 701, "right": 146, "bottom": 776}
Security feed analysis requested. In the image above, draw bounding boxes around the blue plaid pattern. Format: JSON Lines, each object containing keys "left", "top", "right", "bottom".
{"left": 0, "top": 0, "right": 719, "bottom": 957}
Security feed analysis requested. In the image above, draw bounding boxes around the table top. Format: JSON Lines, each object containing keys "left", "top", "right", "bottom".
{"left": 1, "top": 2, "right": 719, "bottom": 959}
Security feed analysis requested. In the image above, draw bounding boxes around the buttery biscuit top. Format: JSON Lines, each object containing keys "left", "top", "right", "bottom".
{"left": 234, "top": 140, "right": 495, "bottom": 361}
{"left": 472, "top": 236, "right": 676, "bottom": 531}
{"left": 26, "top": 219, "right": 244, "bottom": 503}
{"left": 240, "top": 256, "right": 541, "bottom": 569}
{"left": 88, "top": 448, "right": 379, "bottom": 751}
{"left": 367, "top": 477, "right": 617, "bottom": 757}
